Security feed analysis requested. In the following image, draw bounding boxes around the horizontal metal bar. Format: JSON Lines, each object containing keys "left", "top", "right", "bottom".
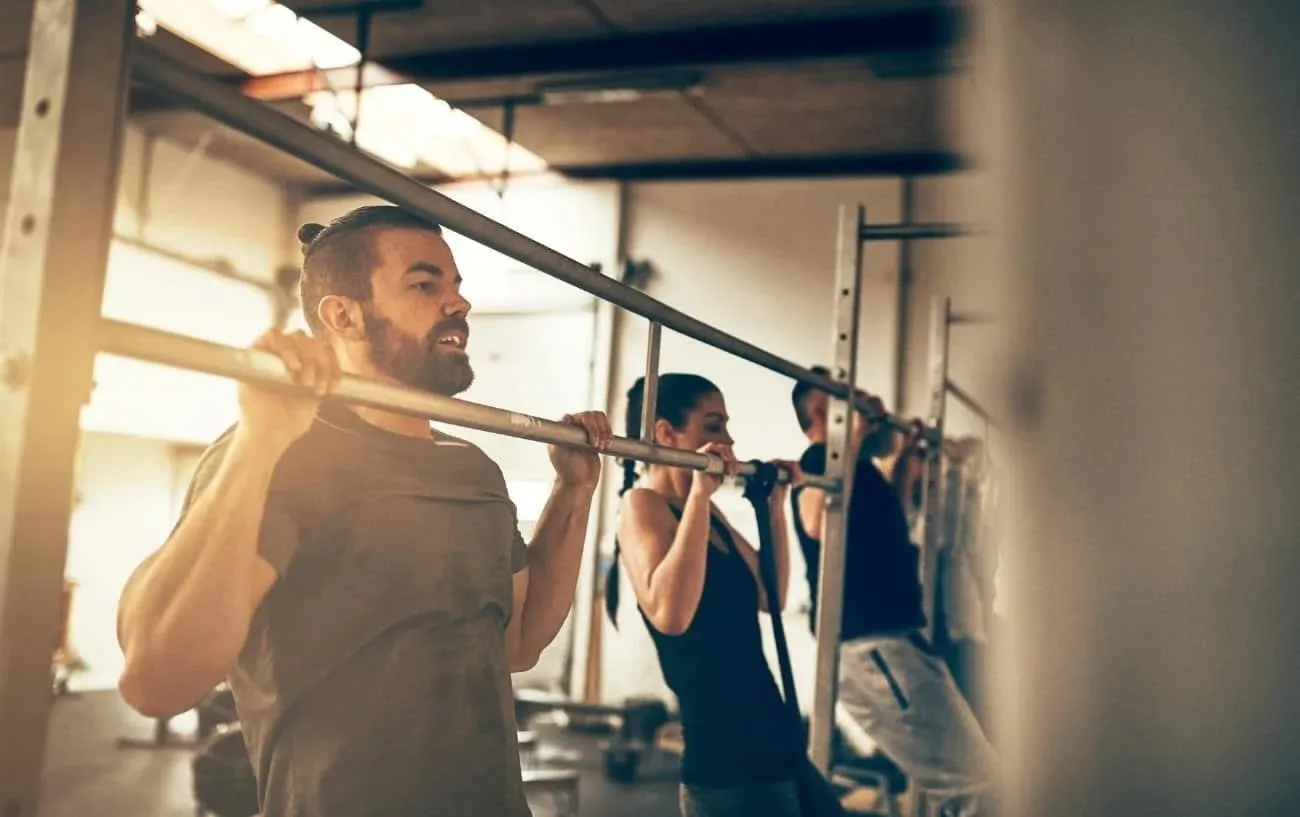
{"left": 128, "top": 44, "right": 919, "bottom": 439}
{"left": 859, "top": 223, "right": 974, "bottom": 241}
{"left": 96, "top": 318, "right": 841, "bottom": 490}
{"left": 948, "top": 311, "right": 996, "bottom": 325}
{"left": 297, "top": 152, "right": 968, "bottom": 198}
{"left": 945, "top": 378, "right": 999, "bottom": 429}
{"left": 113, "top": 233, "right": 279, "bottom": 294}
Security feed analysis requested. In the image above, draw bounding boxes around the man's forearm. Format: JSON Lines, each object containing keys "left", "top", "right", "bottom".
{"left": 517, "top": 480, "right": 596, "bottom": 658}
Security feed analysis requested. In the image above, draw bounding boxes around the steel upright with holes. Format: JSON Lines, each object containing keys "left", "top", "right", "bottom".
{"left": 0, "top": 1, "right": 137, "bottom": 813}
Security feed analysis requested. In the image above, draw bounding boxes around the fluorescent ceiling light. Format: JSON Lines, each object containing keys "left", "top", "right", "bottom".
{"left": 136, "top": 0, "right": 546, "bottom": 177}
{"left": 306, "top": 87, "right": 548, "bottom": 176}
{"left": 533, "top": 70, "right": 705, "bottom": 105}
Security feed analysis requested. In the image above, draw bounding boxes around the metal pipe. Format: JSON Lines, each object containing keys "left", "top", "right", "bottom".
{"left": 916, "top": 297, "right": 952, "bottom": 650}
{"left": 945, "top": 378, "right": 999, "bottom": 429}
{"left": 892, "top": 177, "right": 916, "bottom": 410}
{"left": 860, "top": 223, "right": 974, "bottom": 241}
{"left": 112, "top": 233, "right": 279, "bottom": 295}
{"left": 640, "top": 322, "right": 661, "bottom": 443}
{"left": 96, "top": 318, "right": 841, "bottom": 490}
{"left": 809, "top": 203, "right": 866, "bottom": 772}
{"left": 0, "top": 2, "right": 137, "bottom": 811}
{"left": 948, "top": 311, "right": 995, "bottom": 326}
{"left": 129, "top": 44, "right": 917, "bottom": 437}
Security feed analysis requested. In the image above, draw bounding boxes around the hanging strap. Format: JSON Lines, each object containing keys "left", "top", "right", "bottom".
{"left": 742, "top": 461, "right": 802, "bottom": 723}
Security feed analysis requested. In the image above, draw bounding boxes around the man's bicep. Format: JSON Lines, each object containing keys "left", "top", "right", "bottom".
{"left": 118, "top": 432, "right": 233, "bottom": 647}
{"left": 180, "top": 441, "right": 301, "bottom": 577}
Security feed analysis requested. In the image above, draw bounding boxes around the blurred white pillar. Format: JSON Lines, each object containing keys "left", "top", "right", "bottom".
{"left": 993, "top": 2, "right": 1300, "bottom": 816}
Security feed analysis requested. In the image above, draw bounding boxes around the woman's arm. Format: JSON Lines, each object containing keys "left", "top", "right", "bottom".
{"left": 617, "top": 487, "right": 715, "bottom": 636}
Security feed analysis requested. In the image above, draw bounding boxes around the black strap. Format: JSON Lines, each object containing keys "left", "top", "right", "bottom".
{"left": 742, "top": 462, "right": 802, "bottom": 724}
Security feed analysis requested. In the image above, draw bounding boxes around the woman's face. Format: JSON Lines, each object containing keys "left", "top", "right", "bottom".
{"left": 656, "top": 390, "right": 734, "bottom": 451}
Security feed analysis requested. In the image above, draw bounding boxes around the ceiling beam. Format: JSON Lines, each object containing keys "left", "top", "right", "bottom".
{"left": 294, "top": 151, "right": 968, "bottom": 199}
{"left": 243, "top": 6, "right": 965, "bottom": 102}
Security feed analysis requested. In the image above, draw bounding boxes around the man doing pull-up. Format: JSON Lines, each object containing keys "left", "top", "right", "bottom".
{"left": 116, "top": 205, "right": 611, "bottom": 817}
{"left": 791, "top": 369, "right": 997, "bottom": 817}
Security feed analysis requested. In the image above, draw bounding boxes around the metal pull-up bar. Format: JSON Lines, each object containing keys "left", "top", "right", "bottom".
{"left": 128, "top": 43, "right": 918, "bottom": 438}
{"left": 860, "top": 223, "right": 975, "bottom": 241}
{"left": 946, "top": 379, "right": 999, "bottom": 429}
{"left": 97, "top": 319, "right": 840, "bottom": 490}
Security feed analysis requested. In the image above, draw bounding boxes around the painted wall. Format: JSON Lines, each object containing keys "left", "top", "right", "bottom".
{"left": 64, "top": 433, "right": 185, "bottom": 692}
{"left": 1, "top": 123, "right": 294, "bottom": 692}
{"left": 3, "top": 123, "right": 292, "bottom": 445}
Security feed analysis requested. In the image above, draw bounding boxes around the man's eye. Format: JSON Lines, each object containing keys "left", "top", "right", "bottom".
{"left": 413, "top": 281, "right": 436, "bottom": 292}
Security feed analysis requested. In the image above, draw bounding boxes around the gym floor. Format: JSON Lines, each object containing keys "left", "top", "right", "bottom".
{"left": 38, "top": 691, "right": 682, "bottom": 817}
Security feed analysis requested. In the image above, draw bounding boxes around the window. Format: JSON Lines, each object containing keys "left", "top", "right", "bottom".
{"left": 137, "top": 0, "right": 547, "bottom": 176}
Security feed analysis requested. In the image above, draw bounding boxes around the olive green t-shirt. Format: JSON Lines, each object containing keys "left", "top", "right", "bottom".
{"left": 180, "top": 404, "right": 531, "bottom": 817}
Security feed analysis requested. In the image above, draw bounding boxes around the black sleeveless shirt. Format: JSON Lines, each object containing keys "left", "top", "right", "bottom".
{"left": 632, "top": 506, "right": 802, "bottom": 787}
{"left": 792, "top": 444, "right": 926, "bottom": 640}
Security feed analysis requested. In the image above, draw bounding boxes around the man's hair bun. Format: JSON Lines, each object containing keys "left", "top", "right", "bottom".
{"left": 297, "top": 222, "right": 327, "bottom": 247}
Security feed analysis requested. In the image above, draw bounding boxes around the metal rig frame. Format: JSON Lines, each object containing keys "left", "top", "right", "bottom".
{"left": 0, "top": 3, "right": 969, "bottom": 812}
{"left": 806, "top": 215, "right": 970, "bottom": 775}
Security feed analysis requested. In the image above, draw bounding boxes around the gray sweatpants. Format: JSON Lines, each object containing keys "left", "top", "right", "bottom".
{"left": 838, "top": 635, "right": 998, "bottom": 817}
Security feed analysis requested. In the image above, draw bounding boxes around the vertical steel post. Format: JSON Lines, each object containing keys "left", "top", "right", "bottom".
{"left": 566, "top": 266, "right": 618, "bottom": 702}
{"left": 918, "top": 297, "right": 952, "bottom": 649}
{"left": 640, "top": 322, "right": 662, "bottom": 442}
{"left": 0, "top": 0, "right": 135, "bottom": 812}
{"left": 893, "top": 177, "right": 917, "bottom": 411}
{"left": 809, "top": 204, "right": 866, "bottom": 772}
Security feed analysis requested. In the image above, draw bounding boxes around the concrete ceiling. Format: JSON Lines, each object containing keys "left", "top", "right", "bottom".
{"left": 2, "top": 0, "right": 972, "bottom": 195}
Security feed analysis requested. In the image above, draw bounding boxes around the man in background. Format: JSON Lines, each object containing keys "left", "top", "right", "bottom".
{"left": 791, "top": 367, "right": 997, "bottom": 816}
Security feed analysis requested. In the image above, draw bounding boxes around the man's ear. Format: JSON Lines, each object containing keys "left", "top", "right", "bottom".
{"left": 317, "top": 295, "right": 366, "bottom": 341}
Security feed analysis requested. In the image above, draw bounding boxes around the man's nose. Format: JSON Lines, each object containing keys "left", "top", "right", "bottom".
{"left": 444, "top": 293, "right": 471, "bottom": 317}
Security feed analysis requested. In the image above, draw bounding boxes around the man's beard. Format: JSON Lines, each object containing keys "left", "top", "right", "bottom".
{"left": 364, "top": 309, "right": 475, "bottom": 396}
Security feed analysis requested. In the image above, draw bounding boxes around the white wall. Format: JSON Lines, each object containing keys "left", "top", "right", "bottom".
{"left": 906, "top": 175, "right": 1006, "bottom": 440}
{"left": 64, "top": 433, "right": 185, "bottom": 691}
{"left": 2, "top": 120, "right": 295, "bottom": 693}
{"left": 3, "top": 122, "right": 292, "bottom": 445}
{"left": 87, "top": 125, "right": 291, "bottom": 445}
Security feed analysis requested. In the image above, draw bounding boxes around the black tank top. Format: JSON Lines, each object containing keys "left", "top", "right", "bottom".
{"left": 632, "top": 505, "right": 802, "bottom": 786}
{"left": 792, "top": 444, "right": 926, "bottom": 640}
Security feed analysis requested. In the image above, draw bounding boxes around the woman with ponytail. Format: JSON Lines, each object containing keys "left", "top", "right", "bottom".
{"left": 607, "top": 373, "right": 807, "bottom": 817}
